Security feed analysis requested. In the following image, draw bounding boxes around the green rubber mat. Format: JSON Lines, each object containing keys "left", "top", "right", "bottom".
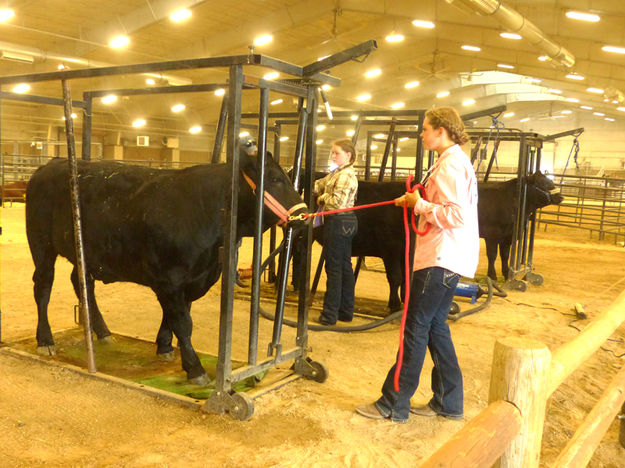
{"left": 11, "top": 328, "right": 265, "bottom": 400}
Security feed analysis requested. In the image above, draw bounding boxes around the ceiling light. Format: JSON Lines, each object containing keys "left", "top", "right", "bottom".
{"left": 500, "top": 32, "right": 522, "bottom": 40}
{"left": 61, "top": 113, "right": 77, "bottom": 121}
{"left": 593, "top": 112, "right": 605, "bottom": 116}
{"left": 566, "top": 73, "right": 585, "bottom": 80}
{"left": 254, "top": 34, "right": 273, "bottom": 46}
{"left": 618, "top": 107, "right": 625, "bottom": 112}
{"left": 497, "top": 63, "right": 514, "bottom": 69}
{"left": 461, "top": 45, "right": 481, "bottom": 52}
{"left": 316, "top": 125, "right": 326, "bottom": 131}
{"left": 602, "top": 45, "right": 625, "bottom": 54}
{"left": 374, "top": 133, "right": 386, "bottom": 139}
{"left": 316, "top": 139, "right": 323, "bottom": 144}
{"left": 263, "top": 71, "right": 279, "bottom": 80}
{"left": 605, "top": 117, "right": 615, "bottom": 122}
{"left": 146, "top": 78, "right": 156, "bottom": 85}
{"left": 1, "top": 51, "right": 35, "bottom": 63}
{"left": 12, "top": 83, "right": 30, "bottom": 94}
{"left": 412, "top": 19, "right": 435, "bottom": 29}
{"left": 613, "top": 100, "right": 619, "bottom": 104}
{"left": 239, "top": 131, "right": 250, "bottom": 137}
{"left": 132, "top": 119, "right": 146, "bottom": 128}
{"left": 346, "top": 129, "right": 355, "bottom": 137}
{"left": 561, "top": 110, "right": 572, "bottom": 114}
{"left": 271, "top": 98, "right": 283, "bottom": 105}
{"left": 279, "top": 136, "right": 289, "bottom": 142}
{"left": 503, "top": 112, "right": 515, "bottom": 118}
{"left": 399, "top": 137, "right": 409, "bottom": 142}
{"left": 356, "top": 93, "right": 371, "bottom": 102}
{"left": 436, "top": 91, "right": 450, "bottom": 98}
{"left": 520, "top": 117, "right": 530, "bottom": 122}
{"left": 580, "top": 105, "right": 593, "bottom": 110}
{"left": 0, "top": 8, "right": 14, "bottom": 22}
{"left": 370, "top": 144, "right": 378, "bottom": 150}
{"left": 350, "top": 115, "right": 359, "bottom": 121}
{"left": 548, "top": 88, "right": 563, "bottom": 94}
{"left": 565, "top": 97, "right": 580, "bottom": 103}
{"left": 57, "top": 64, "right": 67, "bottom": 70}
{"left": 171, "top": 104, "right": 186, "bottom": 112}
{"left": 538, "top": 55, "right": 549, "bottom": 62}
{"left": 321, "top": 84, "right": 331, "bottom": 91}
{"left": 189, "top": 125, "right": 202, "bottom": 134}
{"left": 170, "top": 9, "right": 191, "bottom": 22}
{"left": 215, "top": 88, "right": 225, "bottom": 96}
{"left": 527, "top": 77, "right": 541, "bottom": 83}
{"left": 565, "top": 11, "right": 600, "bottom": 22}
{"left": 101, "top": 95, "right": 118, "bottom": 104}
{"left": 391, "top": 102, "right": 405, "bottom": 109}
{"left": 365, "top": 68, "right": 382, "bottom": 78}
{"left": 385, "top": 33, "right": 404, "bottom": 43}
{"left": 109, "top": 35, "right": 130, "bottom": 48}
{"left": 405, "top": 81, "right": 420, "bottom": 89}
{"left": 462, "top": 98, "right": 475, "bottom": 106}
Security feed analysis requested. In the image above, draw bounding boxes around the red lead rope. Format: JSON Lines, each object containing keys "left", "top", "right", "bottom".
{"left": 292, "top": 176, "right": 430, "bottom": 394}
{"left": 394, "top": 175, "right": 429, "bottom": 392}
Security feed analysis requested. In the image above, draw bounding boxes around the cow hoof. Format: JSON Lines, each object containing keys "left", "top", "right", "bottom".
{"left": 157, "top": 351, "right": 176, "bottom": 362}
{"left": 37, "top": 345, "right": 56, "bottom": 356}
{"left": 98, "top": 335, "right": 114, "bottom": 345}
{"left": 188, "top": 373, "right": 210, "bottom": 387}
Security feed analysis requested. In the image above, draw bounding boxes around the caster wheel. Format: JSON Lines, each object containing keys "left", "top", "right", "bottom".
{"left": 449, "top": 302, "right": 460, "bottom": 315}
{"left": 511, "top": 279, "right": 527, "bottom": 292}
{"left": 230, "top": 392, "right": 254, "bottom": 421}
{"left": 309, "top": 361, "right": 329, "bottom": 383}
{"left": 527, "top": 273, "right": 544, "bottom": 286}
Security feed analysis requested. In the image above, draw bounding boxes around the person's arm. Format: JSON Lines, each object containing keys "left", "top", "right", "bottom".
{"left": 318, "top": 172, "right": 356, "bottom": 208}
{"left": 414, "top": 160, "right": 472, "bottom": 229}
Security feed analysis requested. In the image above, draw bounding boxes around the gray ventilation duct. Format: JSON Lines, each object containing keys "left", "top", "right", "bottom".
{"left": 445, "top": 0, "right": 575, "bottom": 68}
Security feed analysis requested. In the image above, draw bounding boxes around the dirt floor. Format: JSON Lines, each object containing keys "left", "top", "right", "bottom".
{"left": 1, "top": 203, "right": 624, "bottom": 467}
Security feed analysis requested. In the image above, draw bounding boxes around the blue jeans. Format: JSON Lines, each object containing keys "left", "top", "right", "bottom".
{"left": 375, "top": 267, "right": 462, "bottom": 422}
{"left": 321, "top": 213, "right": 357, "bottom": 323}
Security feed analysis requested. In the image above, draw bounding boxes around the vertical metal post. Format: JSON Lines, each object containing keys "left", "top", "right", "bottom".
{"left": 391, "top": 136, "right": 398, "bottom": 181}
{"left": 212, "top": 93, "right": 228, "bottom": 163}
{"left": 62, "top": 80, "right": 96, "bottom": 373}
{"left": 248, "top": 87, "right": 269, "bottom": 366}
{"left": 365, "top": 132, "right": 372, "bottom": 180}
{"left": 509, "top": 135, "right": 528, "bottom": 279}
{"left": 215, "top": 64, "right": 243, "bottom": 393}
{"left": 378, "top": 118, "right": 397, "bottom": 182}
{"left": 527, "top": 145, "right": 542, "bottom": 270}
{"left": 81, "top": 94, "right": 92, "bottom": 161}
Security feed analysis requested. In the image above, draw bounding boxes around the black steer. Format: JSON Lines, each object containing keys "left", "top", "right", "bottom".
{"left": 478, "top": 171, "right": 564, "bottom": 281}
{"left": 26, "top": 149, "right": 307, "bottom": 385}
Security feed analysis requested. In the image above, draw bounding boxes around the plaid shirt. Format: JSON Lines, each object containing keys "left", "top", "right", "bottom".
{"left": 314, "top": 164, "right": 358, "bottom": 211}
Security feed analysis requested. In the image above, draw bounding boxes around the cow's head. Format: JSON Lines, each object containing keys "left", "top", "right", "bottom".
{"left": 239, "top": 143, "right": 308, "bottom": 229}
{"left": 525, "top": 170, "right": 564, "bottom": 211}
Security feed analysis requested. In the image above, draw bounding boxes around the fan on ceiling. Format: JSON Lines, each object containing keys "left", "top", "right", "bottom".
{"left": 414, "top": 49, "right": 454, "bottom": 82}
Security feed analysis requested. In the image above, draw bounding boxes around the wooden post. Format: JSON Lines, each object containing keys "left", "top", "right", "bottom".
{"left": 551, "top": 363, "right": 625, "bottom": 468}
{"left": 489, "top": 337, "right": 551, "bottom": 468}
{"left": 419, "top": 400, "right": 522, "bottom": 468}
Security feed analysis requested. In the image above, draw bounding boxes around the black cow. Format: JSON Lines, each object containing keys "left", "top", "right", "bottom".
{"left": 478, "top": 171, "right": 564, "bottom": 281}
{"left": 26, "top": 148, "right": 307, "bottom": 385}
{"left": 293, "top": 179, "right": 410, "bottom": 312}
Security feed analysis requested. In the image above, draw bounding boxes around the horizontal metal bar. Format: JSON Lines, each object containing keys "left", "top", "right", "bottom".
{"left": 270, "top": 118, "right": 420, "bottom": 126}
{"left": 543, "top": 127, "right": 584, "bottom": 141}
{"left": 0, "top": 91, "right": 85, "bottom": 108}
{"left": 228, "top": 346, "right": 305, "bottom": 384}
{"left": 248, "top": 78, "right": 308, "bottom": 98}
{"left": 84, "top": 83, "right": 229, "bottom": 98}
{"left": 461, "top": 105, "right": 508, "bottom": 121}
{"left": 302, "top": 40, "right": 378, "bottom": 76}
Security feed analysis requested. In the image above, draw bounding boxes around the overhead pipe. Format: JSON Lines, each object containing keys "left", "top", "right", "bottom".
{"left": 0, "top": 40, "right": 191, "bottom": 86}
{"left": 445, "top": 0, "right": 575, "bottom": 69}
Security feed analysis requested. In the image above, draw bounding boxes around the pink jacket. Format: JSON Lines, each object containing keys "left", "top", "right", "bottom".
{"left": 412, "top": 144, "right": 480, "bottom": 278}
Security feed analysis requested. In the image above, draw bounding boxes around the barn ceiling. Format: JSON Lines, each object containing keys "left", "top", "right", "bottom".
{"left": 2, "top": 0, "right": 625, "bottom": 145}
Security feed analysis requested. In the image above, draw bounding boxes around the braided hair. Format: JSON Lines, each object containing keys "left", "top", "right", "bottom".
{"left": 425, "top": 107, "right": 470, "bottom": 146}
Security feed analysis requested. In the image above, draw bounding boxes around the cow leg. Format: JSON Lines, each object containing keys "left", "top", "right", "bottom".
{"left": 383, "top": 255, "right": 403, "bottom": 312}
{"left": 70, "top": 267, "right": 112, "bottom": 342}
{"left": 499, "top": 238, "right": 512, "bottom": 281}
{"left": 485, "top": 238, "right": 499, "bottom": 281}
{"left": 32, "top": 253, "right": 56, "bottom": 355}
{"left": 155, "top": 316, "right": 175, "bottom": 361}
{"left": 156, "top": 292, "right": 208, "bottom": 385}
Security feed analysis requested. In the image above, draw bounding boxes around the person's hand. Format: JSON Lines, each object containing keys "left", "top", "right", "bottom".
{"left": 395, "top": 190, "right": 420, "bottom": 208}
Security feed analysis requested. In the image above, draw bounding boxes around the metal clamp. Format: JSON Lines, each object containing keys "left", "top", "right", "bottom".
{"left": 288, "top": 213, "right": 308, "bottom": 222}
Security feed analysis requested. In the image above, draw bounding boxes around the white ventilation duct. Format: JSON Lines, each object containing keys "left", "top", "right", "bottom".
{"left": 445, "top": 0, "right": 575, "bottom": 68}
{"left": 0, "top": 41, "right": 192, "bottom": 86}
